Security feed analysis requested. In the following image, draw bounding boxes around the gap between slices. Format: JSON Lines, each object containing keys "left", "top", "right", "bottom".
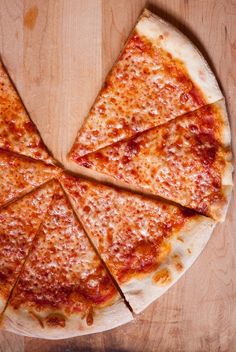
{"left": 59, "top": 173, "right": 216, "bottom": 314}
{"left": 73, "top": 100, "right": 233, "bottom": 222}
{"left": 69, "top": 9, "right": 223, "bottom": 160}
{"left": 1, "top": 181, "right": 132, "bottom": 339}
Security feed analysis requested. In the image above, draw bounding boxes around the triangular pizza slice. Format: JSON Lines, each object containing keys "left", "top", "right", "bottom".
{"left": 0, "top": 181, "right": 55, "bottom": 315}
{"left": 0, "top": 61, "right": 54, "bottom": 163}
{"left": 69, "top": 9, "right": 222, "bottom": 160}
{"left": 75, "top": 101, "right": 233, "bottom": 221}
{"left": 60, "top": 173, "right": 216, "bottom": 314}
{"left": 0, "top": 150, "right": 61, "bottom": 208}
{"left": 2, "top": 182, "right": 132, "bottom": 339}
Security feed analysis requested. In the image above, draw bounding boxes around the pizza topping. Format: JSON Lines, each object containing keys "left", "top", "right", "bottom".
{"left": 0, "top": 182, "right": 55, "bottom": 306}
{"left": 152, "top": 268, "right": 172, "bottom": 285}
{"left": 8, "top": 184, "right": 118, "bottom": 319}
{"left": 75, "top": 103, "right": 230, "bottom": 220}
{"left": 60, "top": 174, "right": 196, "bottom": 285}
{"left": 70, "top": 29, "right": 206, "bottom": 158}
{"left": 0, "top": 150, "right": 61, "bottom": 207}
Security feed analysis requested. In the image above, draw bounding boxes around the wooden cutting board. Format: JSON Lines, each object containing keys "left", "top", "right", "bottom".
{"left": 0, "top": 0, "right": 235, "bottom": 351}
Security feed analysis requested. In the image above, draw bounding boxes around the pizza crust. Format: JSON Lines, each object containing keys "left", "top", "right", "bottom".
{"left": 137, "top": 10, "right": 223, "bottom": 104}
{"left": 215, "top": 99, "right": 231, "bottom": 147}
{"left": 120, "top": 216, "right": 216, "bottom": 314}
{"left": 217, "top": 99, "right": 233, "bottom": 221}
{"left": 2, "top": 297, "right": 133, "bottom": 339}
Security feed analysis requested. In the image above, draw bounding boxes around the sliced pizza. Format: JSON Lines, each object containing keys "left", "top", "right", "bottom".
{"left": 2, "top": 182, "right": 132, "bottom": 339}
{"left": 69, "top": 9, "right": 222, "bottom": 160}
{"left": 0, "top": 61, "right": 54, "bottom": 163}
{"left": 0, "top": 181, "right": 55, "bottom": 315}
{"left": 75, "top": 101, "right": 233, "bottom": 221}
{"left": 60, "top": 173, "right": 216, "bottom": 314}
{"left": 0, "top": 150, "right": 61, "bottom": 208}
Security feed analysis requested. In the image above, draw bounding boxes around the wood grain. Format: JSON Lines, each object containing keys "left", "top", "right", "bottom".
{"left": 0, "top": 0, "right": 235, "bottom": 351}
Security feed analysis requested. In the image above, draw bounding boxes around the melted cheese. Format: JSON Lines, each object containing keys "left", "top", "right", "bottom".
{"left": 9, "top": 184, "right": 117, "bottom": 325}
{"left": 0, "top": 150, "right": 60, "bottom": 207}
{"left": 70, "top": 31, "right": 205, "bottom": 159}
{"left": 60, "top": 174, "right": 197, "bottom": 285}
{"left": 76, "top": 103, "right": 231, "bottom": 220}
{"left": 0, "top": 182, "right": 54, "bottom": 311}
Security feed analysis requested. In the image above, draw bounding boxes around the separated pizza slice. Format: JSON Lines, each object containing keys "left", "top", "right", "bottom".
{"left": 75, "top": 101, "right": 233, "bottom": 221}
{"left": 0, "top": 61, "right": 55, "bottom": 163}
{"left": 2, "top": 181, "right": 132, "bottom": 339}
{"left": 60, "top": 173, "right": 216, "bottom": 314}
{"left": 0, "top": 150, "right": 62, "bottom": 208}
{"left": 0, "top": 181, "right": 55, "bottom": 316}
{"left": 69, "top": 9, "right": 222, "bottom": 160}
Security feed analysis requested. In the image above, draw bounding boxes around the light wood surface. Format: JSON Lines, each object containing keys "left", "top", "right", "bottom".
{"left": 0, "top": 0, "right": 235, "bottom": 351}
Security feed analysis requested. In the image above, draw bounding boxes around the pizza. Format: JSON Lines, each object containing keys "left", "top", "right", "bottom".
{"left": 0, "top": 181, "right": 55, "bottom": 315}
{"left": 60, "top": 173, "right": 216, "bottom": 313}
{"left": 0, "top": 61, "right": 54, "bottom": 164}
{"left": 75, "top": 101, "right": 233, "bottom": 221}
{"left": 0, "top": 150, "right": 61, "bottom": 208}
{"left": 0, "top": 8, "right": 233, "bottom": 340}
{"left": 2, "top": 182, "right": 132, "bottom": 339}
{"left": 69, "top": 9, "right": 222, "bottom": 160}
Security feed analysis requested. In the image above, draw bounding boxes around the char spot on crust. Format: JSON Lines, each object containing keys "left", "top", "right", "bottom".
{"left": 45, "top": 313, "right": 66, "bottom": 328}
{"left": 177, "top": 236, "right": 184, "bottom": 243}
{"left": 172, "top": 254, "right": 184, "bottom": 272}
{"left": 86, "top": 307, "right": 94, "bottom": 326}
{"left": 29, "top": 311, "right": 44, "bottom": 328}
{"left": 152, "top": 268, "right": 172, "bottom": 285}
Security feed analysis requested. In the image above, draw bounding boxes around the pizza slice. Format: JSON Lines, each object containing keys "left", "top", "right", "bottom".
{"left": 2, "top": 182, "right": 132, "bottom": 339}
{"left": 60, "top": 173, "right": 216, "bottom": 314}
{"left": 75, "top": 101, "right": 233, "bottom": 221}
{"left": 0, "top": 181, "right": 55, "bottom": 316}
{"left": 0, "top": 150, "right": 61, "bottom": 208}
{"left": 69, "top": 9, "right": 222, "bottom": 160}
{"left": 0, "top": 61, "right": 54, "bottom": 163}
